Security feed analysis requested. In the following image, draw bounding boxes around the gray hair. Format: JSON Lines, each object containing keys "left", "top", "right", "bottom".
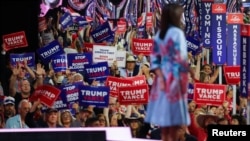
{"left": 73, "top": 73, "right": 84, "bottom": 82}
{"left": 18, "top": 99, "right": 31, "bottom": 109}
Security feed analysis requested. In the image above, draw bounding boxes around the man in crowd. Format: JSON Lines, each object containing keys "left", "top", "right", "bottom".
{"left": 25, "top": 99, "right": 62, "bottom": 128}
{"left": 5, "top": 99, "right": 31, "bottom": 128}
{"left": 3, "top": 96, "right": 16, "bottom": 122}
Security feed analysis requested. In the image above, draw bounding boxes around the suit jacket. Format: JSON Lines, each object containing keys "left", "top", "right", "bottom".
{"left": 119, "top": 65, "right": 140, "bottom": 77}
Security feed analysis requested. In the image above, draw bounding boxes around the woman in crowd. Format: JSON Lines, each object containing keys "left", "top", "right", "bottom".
{"left": 59, "top": 109, "right": 75, "bottom": 127}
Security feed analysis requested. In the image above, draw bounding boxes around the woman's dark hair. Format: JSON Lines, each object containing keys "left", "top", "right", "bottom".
{"left": 217, "top": 117, "right": 228, "bottom": 124}
{"left": 97, "top": 113, "right": 107, "bottom": 126}
{"left": 159, "top": 3, "right": 184, "bottom": 39}
{"left": 85, "top": 117, "right": 99, "bottom": 127}
{"left": 202, "top": 64, "right": 212, "bottom": 71}
{"left": 231, "top": 114, "right": 247, "bottom": 125}
{"left": 65, "top": 38, "right": 72, "bottom": 47}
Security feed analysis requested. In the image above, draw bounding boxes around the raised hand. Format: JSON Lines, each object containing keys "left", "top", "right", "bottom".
{"left": 23, "top": 59, "right": 29, "bottom": 69}
{"left": 137, "top": 53, "right": 144, "bottom": 63}
{"left": 91, "top": 79, "right": 99, "bottom": 86}
{"left": 141, "top": 64, "right": 150, "bottom": 75}
{"left": 11, "top": 63, "right": 21, "bottom": 76}
{"left": 35, "top": 63, "right": 45, "bottom": 76}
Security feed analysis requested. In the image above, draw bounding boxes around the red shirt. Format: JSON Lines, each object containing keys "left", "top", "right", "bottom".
{"left": 188, "top": 113, "right": 207, "bottom": 141}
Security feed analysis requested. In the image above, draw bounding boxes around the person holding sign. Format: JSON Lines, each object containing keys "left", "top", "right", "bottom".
{"left": 119, "top": 55, "right": 140, "bottom": 77}
{"left": 25, "top": 99, "right": 62, "bottom": 128}
{"left": 145, "top": 4, "right": 191, "bottom": 141}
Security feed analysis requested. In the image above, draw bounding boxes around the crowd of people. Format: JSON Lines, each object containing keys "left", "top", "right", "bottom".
{"left": 0, "top": 1, "right": 249, "bottom": 141}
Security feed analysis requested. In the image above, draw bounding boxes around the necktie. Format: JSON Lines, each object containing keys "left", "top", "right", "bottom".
{"left": 129, "top": 72, "right": 132, "bottom": 77}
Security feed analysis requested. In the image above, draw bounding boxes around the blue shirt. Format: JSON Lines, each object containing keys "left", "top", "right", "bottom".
{"left": 5, "top": 114, "right": 29, "bottom": 128}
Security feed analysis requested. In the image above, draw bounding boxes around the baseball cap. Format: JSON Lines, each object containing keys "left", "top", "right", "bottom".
{"left": 46, "top": 108, "right": 58, "bottom": 113}
{"left": 3, "top": 96, "right": 15, "bottom": 105}
{"left": 79, "top": 107, "right": 92, "bottom": 114}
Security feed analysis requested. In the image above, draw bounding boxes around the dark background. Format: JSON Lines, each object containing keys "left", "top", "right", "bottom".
{"left": 0, "top": 0, "right": 40, "bottom": 95}
{"left": 0, "top": 130, "right": 106, "bottom": 141}
{"left": 0, "top": 0, "right": 40, "bottom": 52}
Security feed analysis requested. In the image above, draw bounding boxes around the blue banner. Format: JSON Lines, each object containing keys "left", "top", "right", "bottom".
{"left": 10, "top": 53, "right": 35, "bottom": 68}
{"left": 212, "top": 10, "right": 227, "bottom": 65}
{"left": 240, "top": 25, "right": 250, "bottom": 98}
{"left": 196, "top": 0, "right": 202, "bottom": 38}
{"left": 78, "top": 85, "right": 109, "bottom": 107}
{"left": 242, "top": 2, "right": 250, "bottom": 7}
{"left": 84, "top": 61, "right": 109, "bottom": 83}
{"left": 59, "top": 12, "right": 73, "bottom": 30}
{"left": 201, "top": 1, "right": 213, "bottom": 48}
{"left": 37, "top": 40, "right": 64, "bottom": 63}
{"left": 137, "top": 25, "right": 146, "bottom": 39}
{"left": 90, "top": 22, "right": 114, "bottom": 43}
{"left": 227, "top": 24, "right": 241, "bottom": 66}
{"left": 186, "top": 36, "right": 202, "bottom": 55}
{"left": 249, "top": 46, "right": 250, "bottom": 86}
{"left": 51, "top": 54, "right": 67, "bottom": 73}
{"left": 60, "top": 83, "right": 80, "bottom": 104}
{"left": 74, "top": 16, "right": 89, "bottom": 27}
{"left": 67, "top": 53, "right": 92, "bottom": 72}
{"left": 184, "top": 0, "right": 193, "bottom": 35}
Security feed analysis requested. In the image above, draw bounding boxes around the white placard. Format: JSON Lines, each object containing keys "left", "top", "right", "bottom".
{"left": 115, "top": 50, "right": 126, "bottom": 68}
{"left": 93, "top": 45, "right": 117, "bottom": 66}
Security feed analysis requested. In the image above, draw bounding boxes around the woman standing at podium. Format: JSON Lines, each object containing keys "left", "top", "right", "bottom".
{"left": 145, "top": 3, "right": 191, "bottom": 141}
